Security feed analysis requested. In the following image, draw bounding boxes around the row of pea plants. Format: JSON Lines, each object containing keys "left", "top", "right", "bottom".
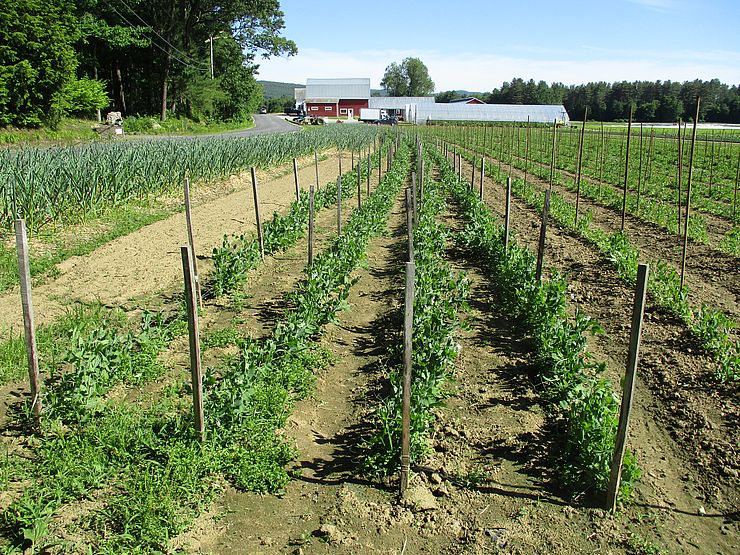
{"left": 365, "top": 149, "right": 470, "bottom": 475}
{"left": 0, "top": 141, "right": 412, "bottom": 553}
{"left": 212, "top": 140, "right": 387, "bottom": 295}
{"left": 0, "top": 125, "right": 381, "bottom": 231}
{"left": 430, "top": 146, "right": 640, "bottom": 501}
{"left": 453, "top": 144, "right": 739, "bottom": 382}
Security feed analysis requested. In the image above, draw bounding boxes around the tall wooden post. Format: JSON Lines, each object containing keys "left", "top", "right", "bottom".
{"left": 181, "top": 246, "right": 204, "bottom": 442}
{"left": 367, "top": 152, "right": 371, "bottom": 195}
{"left": 183, "top": 176, "right": 202, "bottom": 308}
{"left": 251, "top": 168, "right": 265, "bottom": 260}
{"left": 293, "top": 158, "right": 300, "bottom": 202}
{"left": 620, "top": 107, "right": 634, "bottom": 233}
{"left": 574, "top": 108, "right": 587, "bottom": 225}
{"left": 549, "top": 119, "right": 558, "bottom": 189}
{"left": 606, "top": 263, "right": 649, "bottom": 511}
{"left": 676, "top": 120, "right": 683, "bottom": 235}
{"left": 504, "top": 177, "right": 512, "bottom": 253}
{"left": 636, "top": 123, "right": 644, "bottom": 214}
{"left": 479, "top": 157, "right": 485, "bottom": 200}
{"left": 400, "top": 261, "right": 415, "bottom": 495}
{"left": 14, "top": 219, "right": 42, "bottom": 422}
{"left": 680, "top": 98, "right": 700, "bottom": 292}
{"left": 535, "top": 190, "right": 551, "bottom": 283}
{"left": 405, "top": 188, "right": 414, "bottom": 263}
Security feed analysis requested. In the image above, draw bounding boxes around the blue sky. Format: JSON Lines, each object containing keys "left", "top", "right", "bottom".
{"left": 255, "top": 0, "right": 739, "bottom": 91}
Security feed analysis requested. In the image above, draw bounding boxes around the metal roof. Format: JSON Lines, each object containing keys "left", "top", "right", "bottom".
{"left": 413, "top": 103, "right": 570, "bottom": 124}
{"left": 369, "top": 96, "right": 435, "bottom": 109}
{"left": 306, "top": 78, "right": 370, "bottom": 100}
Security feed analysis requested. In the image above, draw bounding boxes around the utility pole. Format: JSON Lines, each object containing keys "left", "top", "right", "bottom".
{"left": 207, "top": 36, "right": 214, "bottom": 79}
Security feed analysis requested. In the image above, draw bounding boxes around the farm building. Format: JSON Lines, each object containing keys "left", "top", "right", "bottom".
{"left": 449, "top": 97, "right": 486, "bottom": 105}
{"left": 297, "top": 78, "right": 371, "bottom": 118}
{"left": 411, "top": 103, "right": 570, "bottom": 125}
{"left": 294, "top": 78, "right": 569, "bottom": 124}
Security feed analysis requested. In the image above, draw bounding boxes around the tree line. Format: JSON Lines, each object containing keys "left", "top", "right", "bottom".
{"left": 437, "top": 78, "right": 740, "bottom": 123}
{"left": 0, "top": 0, "right": 295, "bottom": 128}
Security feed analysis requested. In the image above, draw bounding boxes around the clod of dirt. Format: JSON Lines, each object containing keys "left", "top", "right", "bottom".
{"left": 402, "top": 483, "right": 438, "bottom": 512}
{"left": 315, "top": 523, "right": 344, "bottom": 544}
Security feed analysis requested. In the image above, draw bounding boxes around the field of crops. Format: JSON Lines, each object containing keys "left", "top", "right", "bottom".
{"left": 0, "top": 124, "right": 737, "bottom": 553}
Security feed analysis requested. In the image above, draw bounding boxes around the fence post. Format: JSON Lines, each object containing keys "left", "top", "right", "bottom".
{"left": 535, "top": 190, "right": 551, "bottom": 283}
{"left": 680, "top": 98, "right": 700, "bottom": 292}
{"left": 400, "top": 260, "right": 415, "bottom": 495}
{"left": 250, "top": 167, "right": 265, "bottom": 260}
{"left": 606, "top": 263, "right": 649, "bottom": 511}
{"left": 14, "top": 219, "right": 42, "bottom": 423}
{"left": 181, "top": 246, "right": 204, "bottom": 442}
{"left": 183, "top": 176, "right": 202, "bottom": 308}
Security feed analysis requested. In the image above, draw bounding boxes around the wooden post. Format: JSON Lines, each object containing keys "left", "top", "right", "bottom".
{"left": 470, "top": 157, "right": 476, "bottom": 190}
{"left": 535, "top": 190, "right": 551, "bottom": 283}
{"left": 549, "top": 119, "right": 557, "bottom": 189}
{"left": 337, "top": 175, "right": 342, "bottom": 235}
{"left": 293, "top": 158, "right": 300, "bottom": 202}
{"left": 308, "top": 185, "right": 315, "bottom": 265}
{"left": 479, "top": 157, "right": 485, "bottom": 200}
{"left": 676, "top": 119, "right": 683, "bottom": 235}
{"left": 314, "top": 149, "right": 320, "bottom": 191}
{"left": 524, "top": 117, "right": 531, "bottom": 187}
{"left": 574, "top": 108, "right": 587, "bottom": 225}
{"left": 411, "top": 172, "right": 418, "bottom": 228}
{"left": 636, "top": 123, "right": 644, "bottom": 214}
{"left": 250, "top": 168, "right": 265, "bottom": 260}
{"left": 621, "top": 107, "right": 634, "bottom": 233}
{"left": 504, "top": 177, "right": 512, "bottom": 253}
{"left": 14, "top": 219, "right": 42, "bottom": 422}
{"left": 400, "top": 260, "right": 415, "bottom": 495}
{"left": 357, "top": 161, "right": 362, "bottom": 209}
{"left": 405, "top": 188, "right": 414, "bottom": 263}
{"left": 181, "top": 246, "right": 204, "bottom": 442}
{"left": 183, "top": 176, "right": 202, "bottom": 308}
{"left": 606, "top": 263, "right": 649, "bottom": 511}
{"left": 367, "top": 152, "right": 371, "bottom": 196}
{"left": 680, "top": 98, "right": 700, "bottom": 292}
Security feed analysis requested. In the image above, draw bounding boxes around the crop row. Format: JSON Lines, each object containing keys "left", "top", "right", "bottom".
{"left": 0, "top": 138, "right": 411, "bottom": 552}
{"left": 431, "top": 145, "right": 640, "bottom": 501}
{"left": 366, "top": 146, "right": 469, "bottom": 475}
{"left": 0, "top": 126, "right": 381, "bottom": 231}
{"left": 452, "top": 144, "right": 738, "bottom": 382}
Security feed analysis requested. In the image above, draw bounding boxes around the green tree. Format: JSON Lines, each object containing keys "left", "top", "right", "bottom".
{"left": 0, "top": 0, "right": 80, "bottom": 127}
{"left": 381, "top": 57, "right": 435, "bottom": 97}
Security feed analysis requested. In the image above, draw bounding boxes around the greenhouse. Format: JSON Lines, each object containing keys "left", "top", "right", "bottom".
{"left": 410, "top": 103, "right": 570, "bottom": 125}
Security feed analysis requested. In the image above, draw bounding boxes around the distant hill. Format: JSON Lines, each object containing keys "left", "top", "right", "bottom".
{"left": 258, "top": 80, "right": 303, "bottom": 99}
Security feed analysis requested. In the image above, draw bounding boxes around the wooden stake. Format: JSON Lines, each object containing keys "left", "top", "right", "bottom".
{"left": 479, "top": 157, "right": 485, "bottom": 200}
{"left": 535, "top": 190, "right": 551, "bottom": 283}
{"left": 411, "top": 172, "right": 418, "bottom": 228}
{"left": 405, "top": 188, "right": 414, "bottom": 263}
{"left": 293, "top": 158, "right": 300, "bottom": 202}
{"left": 606, "top": 263, "right": 649, "bottom": 511}
{"left": 337, "top": 175, "right": 342, "bottom": 235}
{"left": 549, "top": 119, "right": 558, "bottom": 189}
{"left": 575, "top": 108, "right": 587, "bottom": 225}
{"left": 400, "top": 260, "right": 415, "bottom": 495}
{"left": 621, "top": 107, "right": 634, "bottom": 233}
{"left": 733, "top": 148, "right": 739, "bottom": 221}
{"left": 183, "top": 176, "right": 202, "bottom": 308}
{"left": 14, "top": 219, "right": 42, "bottom": 422}
{"left": 250, "top": 168, "right": 265, "bottom": 260}
{"left": 504, "top": 177, "right": 512, "bottom": 253}
{"left": 314, "top": 149, "right": 320, "bottom": 190}
{"left": 367, "top": 152, "right": 371, "bottom": 196}
{"left": 470, "top": 157, "right": 476, "bottom": 190}
{"left": 680, "top": 98, "right": 700, "bottom": 292}
{"left": 676, "top": 120, "right": 683, "bottom": 235}
{"left": 308, "top": 185, "right": 315, "bottom": 265}
{"left": 181, "top": 246, "right": 204, "bottom": 442}
{"left": 636, "top": 124, "right": 644, "bottom": 214}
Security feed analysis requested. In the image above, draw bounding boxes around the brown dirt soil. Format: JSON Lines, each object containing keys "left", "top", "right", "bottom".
{"left": 0, "top": 151, "right": 344, "bottom": 335}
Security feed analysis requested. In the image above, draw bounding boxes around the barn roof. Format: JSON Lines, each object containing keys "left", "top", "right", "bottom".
{"left": 306, "top": 78, "right": 370, "bottom": 100}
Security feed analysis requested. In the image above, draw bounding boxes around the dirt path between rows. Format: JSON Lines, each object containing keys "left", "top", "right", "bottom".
{"left": 0, "top": 152, "right": 344, "bottom": 334}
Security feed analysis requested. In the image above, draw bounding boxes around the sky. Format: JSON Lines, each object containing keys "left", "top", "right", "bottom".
{"left": 254, "top": 0, "right": 740, "bottom": 92}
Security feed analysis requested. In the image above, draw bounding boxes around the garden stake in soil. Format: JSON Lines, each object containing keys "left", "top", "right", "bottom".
{"left": 504, "top": 177, "right": 512, "bottom": 253}
{"left": 314, "top": 149, "right": 320, "bottom": 191}
{"left": 308, "top": 185, "right": 315, "bottom": 265}
{"left": 479, "top": 156, "right": 485, "bottom": 200}
{"left": 411, "top": 172, "right": 418, "bottom": 228}
{"left": 357, "top": 162, "right": 362, "bottom": 209}
{"left": 367, "top": 152, "right": 371, "bottom": 196}
{"left": 337, "top": 175, "right": 342, "bottom": 235}
{"left": 293, "top": 158, "right": 300, "bottom": 202}
{"left": 607, "top": 263, "right": 649, "bottom": 511}
{"left": 183, "top": 175, "right": 202, "bottom": 308}
{"left": 400, "top": 260, "right": 415, "bottom": 495}
{"left": 406, "top": 188, "right": 414, "bottom": 263}
{"left": 549, "top": 119, "right": 557, "bottom": 189}
{"left": 574, "top": 108, "right": 587, "bottom": 225}
{"left": 676, "top": 119, "right": 683, "bottom": 235}
{"left": 681, "top": 98, "right": 700, "bottom": 292}
{"left": 181, "top": 245, "right": 204, "bottom": 442}
{"left": 250, "top": 167, "right": 265, "bottom": 261}
{"left": 535, "top": 190, "right": 551, "bottom": 283}
{"left": 621, "top": 107, "right": 634, "bottom": 233}
{"left": 470, "top": 158, "right": 476, "bottom": 190}
{"left": 14, "top": 219, "right": 42, "bottom": 422}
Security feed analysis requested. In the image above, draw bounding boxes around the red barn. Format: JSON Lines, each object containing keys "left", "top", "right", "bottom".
{"left": 301, "top": 78, "right": 370, "bottom": 118}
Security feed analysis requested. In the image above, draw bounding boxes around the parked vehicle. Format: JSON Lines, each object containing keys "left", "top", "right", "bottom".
{"left": 259, "top": 107, "right": 267, "bottom": 114}
{"left": 285, "top": 106, "right": 303, "bottom": 116}
{"left": 376, "top": 116, "right": 398, "bottom": 126}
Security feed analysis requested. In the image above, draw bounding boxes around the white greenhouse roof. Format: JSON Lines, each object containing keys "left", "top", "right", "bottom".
{"left": 369, "top": 96, "right": 435, "bottom": 109}
{"left": 413, "top": 103, "right": 570, "bottom": 124}
{"left": 306, "top": 78, "right": 370, "bottom": 100}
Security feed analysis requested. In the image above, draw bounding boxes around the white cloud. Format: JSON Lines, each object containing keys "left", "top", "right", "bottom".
{"left": 256, "top": 47, "right": 740, "bottom": 92}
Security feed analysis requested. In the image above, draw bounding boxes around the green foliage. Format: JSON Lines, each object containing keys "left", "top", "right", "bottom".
{"left": 381, "top": 57, "right": 435, "bottom": 97}
{"left": 54, "top": 76, "right": 110, "bottom": 117}
{"left": 0, "top": 0, "right": 80, "bottom": 127}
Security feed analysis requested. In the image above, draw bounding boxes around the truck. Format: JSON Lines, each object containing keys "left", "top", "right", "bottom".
{"left": 359, "top": 108, "right": 388, "bottom": 123}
